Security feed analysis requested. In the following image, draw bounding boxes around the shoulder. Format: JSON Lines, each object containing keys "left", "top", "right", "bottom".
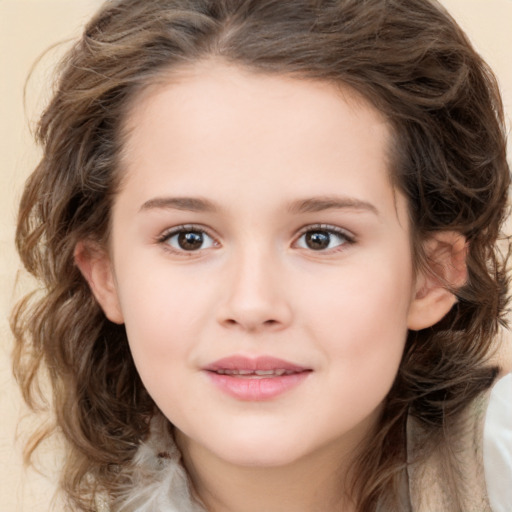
{"left": 484, "top": 372, "right": 512, "bottom": 512}
{"left": 109, "top": 414, "right": 205, "bottom": 512}
{"left": 407, "top": 393, "right": 493, "bottom": 512}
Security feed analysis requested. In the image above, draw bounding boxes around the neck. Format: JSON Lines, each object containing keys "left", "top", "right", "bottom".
{"left": 175, "top": 432, "right": 365, "bottom": 512}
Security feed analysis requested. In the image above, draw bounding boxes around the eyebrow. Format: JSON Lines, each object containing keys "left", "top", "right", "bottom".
{"left": 287, "top": 196, "right": 379, "bottom": 215}
{"left": 139, "top": 196, "right": 217, "bottom": 213}
{"left": 139, "top": 195, "right": 379, "bottom": 216}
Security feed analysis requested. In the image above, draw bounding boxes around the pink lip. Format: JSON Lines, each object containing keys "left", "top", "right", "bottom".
{"left": 203, "top": 356, "right": 311, "bottom": 401}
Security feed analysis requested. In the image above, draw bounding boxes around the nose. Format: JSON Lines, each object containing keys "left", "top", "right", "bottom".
{"left": 216, "top": 247, "right": 293, "bottom": 333}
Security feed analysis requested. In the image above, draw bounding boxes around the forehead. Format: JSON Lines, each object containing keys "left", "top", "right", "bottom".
{"left": 122, "top": 60, "right": 392, "bottom": 162}
{"left": 118, "top": 61, "right": 404, "bottom": 221}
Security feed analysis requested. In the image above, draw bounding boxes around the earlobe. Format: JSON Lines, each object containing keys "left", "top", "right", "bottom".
{"left": 407, "top": 231, "right": 468, "bottom": 331}
{"left": 74, "top": 241, "right": 124, "bottom": 324}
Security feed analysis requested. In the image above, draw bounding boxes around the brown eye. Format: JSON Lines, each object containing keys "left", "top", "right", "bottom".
{"left": 305, "top": 231, "right": 331, "bottom": 250}
{"left": 177, "top": 231, "right": 204, "bottom": 250}
{"left": 296, "top": 227, "right": 351, "bottom": 251}
{"left": 163, "top": 228, "right": 216, "bottom": 252}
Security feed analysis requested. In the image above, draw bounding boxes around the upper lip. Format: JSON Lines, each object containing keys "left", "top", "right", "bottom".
{"left": 203, "top": 356, "right": 310, "bottom": 373}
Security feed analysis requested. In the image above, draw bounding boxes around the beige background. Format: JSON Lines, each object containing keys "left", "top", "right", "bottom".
{"left": 1, "top": 1, "right": 511, "bottom": 510}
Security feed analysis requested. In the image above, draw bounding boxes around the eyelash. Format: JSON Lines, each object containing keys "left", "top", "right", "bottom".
{"left": 156, "top": 224, "right": 355, "bottom": 255}
{"left": 156, "top": 224, "right": 219, "bottom": 255}
{"left": 294, "top": 224, "right": 355, "bottom": 253}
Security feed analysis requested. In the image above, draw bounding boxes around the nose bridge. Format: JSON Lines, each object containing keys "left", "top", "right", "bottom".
{"left": 218, "top": 238, "right": 292, "bottom": 331}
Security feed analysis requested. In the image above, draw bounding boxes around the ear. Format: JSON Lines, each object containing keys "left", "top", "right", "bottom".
{"left": 407, "top": 231, "right": 468, "bottom": 331}
{"left": 74, "top": 241, "right": 124, "bottom": 324}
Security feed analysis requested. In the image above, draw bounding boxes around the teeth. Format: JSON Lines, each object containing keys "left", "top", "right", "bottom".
{"left": 215, "top": 369, "right": 295, "bottom": 377}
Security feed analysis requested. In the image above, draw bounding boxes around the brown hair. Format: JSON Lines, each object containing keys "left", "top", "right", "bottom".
{"left": 12, "top": 0, "right": 510, "bottom": 510}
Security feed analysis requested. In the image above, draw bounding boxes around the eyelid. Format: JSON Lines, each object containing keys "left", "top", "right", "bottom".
{"left": 156, "top": 224, "right": 220, "bottom": 253}
{"left": 296, "top": 223, "right": 355, "bottom": 238}
{"left": 293, "top": 223, "right": 356, "bottom": 251}
{"left": 154, "top": 223, "right": 355, "bottom": 255}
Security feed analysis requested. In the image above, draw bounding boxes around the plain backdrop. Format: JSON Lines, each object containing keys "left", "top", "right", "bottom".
{"left": 1, "top": 1, "right": 511, "bottom": 510}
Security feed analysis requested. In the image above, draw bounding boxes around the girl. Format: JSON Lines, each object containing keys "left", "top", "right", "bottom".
{"left": 11, "top": 0, "right": 511, "bottom": 511}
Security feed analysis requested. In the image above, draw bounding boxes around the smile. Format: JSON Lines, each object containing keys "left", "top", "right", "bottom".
{"left": 212, "top": 369, "right": 299, "bottom": 377}
{"left": 203, "top": 356, "right": 312, "bottom": 400}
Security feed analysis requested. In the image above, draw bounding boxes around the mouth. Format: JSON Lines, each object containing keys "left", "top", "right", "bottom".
{"left": 211, "top": 368, "right": 301, "bottom": 378}
{"left": 203, "top": 356, "right": 311, "bottom": 400}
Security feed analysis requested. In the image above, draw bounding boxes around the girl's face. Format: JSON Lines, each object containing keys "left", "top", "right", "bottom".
{"left": 92, "top": 62, "right": 429, "bottom": 468}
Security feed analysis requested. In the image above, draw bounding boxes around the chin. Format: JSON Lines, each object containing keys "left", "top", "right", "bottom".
{"left": 218, "top": 447, "right": 304, "bottom": 468}
{"left": 205, "top": 430, "right": 312, "bottom": 468}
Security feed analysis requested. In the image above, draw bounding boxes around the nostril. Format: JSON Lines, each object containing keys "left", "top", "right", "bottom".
{"left": 221, "top": 317, "right": 281, "bottom": 330}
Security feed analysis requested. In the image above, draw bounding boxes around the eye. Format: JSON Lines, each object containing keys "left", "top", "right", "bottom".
{"left": 159, "top": 226, "right": 217, "bottom": 252}
{"left": 295, "top": 226, "right": 353, "bottom": 251}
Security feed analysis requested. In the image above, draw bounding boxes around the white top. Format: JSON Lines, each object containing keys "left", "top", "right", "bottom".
{"left": 484, "top": 372, "right": 512, "bottom": 512}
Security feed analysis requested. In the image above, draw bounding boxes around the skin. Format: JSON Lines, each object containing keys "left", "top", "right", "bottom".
{"left": 78, "top": 61, "right": 462, "bottom": 512}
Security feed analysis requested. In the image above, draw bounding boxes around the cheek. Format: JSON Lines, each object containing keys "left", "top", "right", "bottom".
{"left": 114, "top": 262, "right": 215, "bottom": 374}
{"left": 303, "top": 257, "right": 412, "bottom": 385}
{"left": 307, "top": 262, "right": 411, "bottom": 337}
{"left": 118, "top": 278, "right": 203, "bottom": 417}
{"left": 307, "top": 282, "right": 409, "bottom": 433}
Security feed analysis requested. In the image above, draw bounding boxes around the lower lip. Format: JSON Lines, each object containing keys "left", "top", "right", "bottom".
{"left": 205, "top": 372, "right": 310, "bottom": 401}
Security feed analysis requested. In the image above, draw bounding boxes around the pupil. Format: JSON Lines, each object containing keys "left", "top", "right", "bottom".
{"left": 178, "top": 231, "right": 203, "bottom": 250}
{"left": 306, "top": 231, "right": 330, "bottom": 250}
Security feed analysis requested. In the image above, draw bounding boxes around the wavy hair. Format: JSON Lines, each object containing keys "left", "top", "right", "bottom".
{"left": 12, "top": 0, "right": 510, "bottom": 510}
